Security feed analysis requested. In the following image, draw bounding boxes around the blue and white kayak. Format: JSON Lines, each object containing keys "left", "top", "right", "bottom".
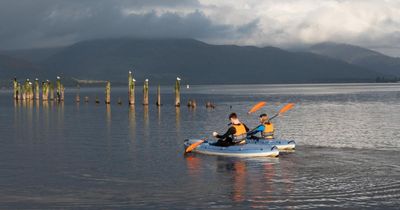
{"left": 246, "top": 139, "right": 296, "bottom": 151}
{"left": 184, "top": 139, "right": 279, "bottom": 157}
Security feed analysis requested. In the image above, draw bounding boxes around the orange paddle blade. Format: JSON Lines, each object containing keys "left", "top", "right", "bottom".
{"left": 185, "top": 140, "right": 205, "bottom": 153}
{"left": 278, "top": 103, "right": 295, "bottom": 114}
{"left": 248, "top": 101, "right": 267, "bottom": 114}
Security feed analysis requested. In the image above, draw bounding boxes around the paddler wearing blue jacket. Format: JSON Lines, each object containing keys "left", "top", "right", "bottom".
{"left": 248, "top": 113, "right": 275, "bottom": 139}
{"left": 211, "top": 113, "right": 249, "bottom": 147}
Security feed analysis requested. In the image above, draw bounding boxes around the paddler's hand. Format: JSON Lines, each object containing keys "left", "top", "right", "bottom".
{"left": 212, "top": 132, "right": 218, "bottom": 137}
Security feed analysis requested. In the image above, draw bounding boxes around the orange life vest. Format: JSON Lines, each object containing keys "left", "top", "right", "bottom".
{"left": 232, "top": 123, "right": 247, "bottom": 142}
{"left": 262, "top": 122, "right": 275, "bottom": 139}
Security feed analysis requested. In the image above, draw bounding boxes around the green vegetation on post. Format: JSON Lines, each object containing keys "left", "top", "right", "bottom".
{"left": 42, "top": 81, "right": 49, "bottom": 101}
{"left": 17, "top": 83, "right": 21, "bottom": 100}
{"left": 13, "top": 78, "right": 17, "bottom": 100}
{"left": 34, "top": 78, "right": 40, "bottom": 100}
{"left": 129, "top": 71, "right": 135, "bottom": 105}
{"left": 56, "top": 76, "right": 61, "bottom": 101}
{"left": 49, "top": 82, "right": 54, "bottom": 101}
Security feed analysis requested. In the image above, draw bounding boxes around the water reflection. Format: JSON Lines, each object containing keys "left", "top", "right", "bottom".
{"left": 175, "top": 107, "right": 181, "bottom": 142}
{"left": 129, "top": 105, "right": 136, "bottom": 147}
{"left": 185, "top": 156, "right": 293, "bottom": 208}
{"left": 157, "top": 106, "right": 161, "bottom": 125}
{"left": 42, "top": 101, "right": 50, "bottom": 132}
{"left": 143, "top": 105, "right": 149, "bottom": 140}
{"left": 232, "top": 161, "right": 246, "bottom": 202}
{"left": 56, "top": 101, "right": 64, "bottom": 141}
{"left": 175, "top": 106, "right": 180, "bottom": 131}
{"left": 185, "top": 155, "right": 202, "bottom": 178}
{"left": 106, "top": 104, "right": 111, "bottom": 133}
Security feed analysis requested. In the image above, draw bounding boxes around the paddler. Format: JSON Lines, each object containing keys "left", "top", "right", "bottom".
{"left": 248, "top": 113, "right": 275, "bottom": 140}
{"left": 211, "top": 113, "right": 249, "bottom": 147}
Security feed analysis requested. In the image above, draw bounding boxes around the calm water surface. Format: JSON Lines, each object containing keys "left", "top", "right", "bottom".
{"left": 0, "top": 83, "right": 399, "bottom": 209}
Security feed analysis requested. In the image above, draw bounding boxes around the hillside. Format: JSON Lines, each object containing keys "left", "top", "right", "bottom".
{"left": 309, "top": 42, "right": 400, "bottom": 77}
{"left": 40, "top": 38, "right": 382, "bottom": 84}
{"left": 0, "top": 38, "right": 387, "bottom": 85}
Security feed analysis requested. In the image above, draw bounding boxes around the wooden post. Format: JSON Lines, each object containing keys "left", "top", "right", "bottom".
{"left": 206, "top": 101, "right": 215, "bottom": 109}
{"left": 60, "top": 84, "right": 65, "bottom": 101}
{"left": 56, "top": 76, "right": 61, "bottom": 101}
{"left": 29, "top": 81, "right": 33, "bottom": 100}
{"left": 23, "top": 79, "right": 29, "bottom": 100}
{"left": 156, "top": 85, "right": 161, "bottom": 106}
{"left": 42, "top": 81, "right": 49, "bottom": 101}
{"left": 34, "top": 78, "right": 40, "bottom": 100}
{"left": 17, "top": 83, "right": 22, "bottom": 101}
{"left": 128, "top": 71, "right": 135, "bottom": 105}
{"left": 13, "top": 78, "right": 17, "bottom": 100}
{"left": 175, "top": 77, "right": 181, "bottom": 107}
{"left": 21, "top": 84, "right": 26, "bottom": 101}
{"left": 143, "top": 79, "right": 149, "bottom": 105}
{"left": 49, "top": 81, "right": 54, "bottom": 101}
{"left": 105, "top": 81, "right": 111, "bottom": 104}
{"left": 75, "top": 84, "right": 80, "bottom": 102}
{"left": 30, "top": 82, "right": 34, "bottom": 100}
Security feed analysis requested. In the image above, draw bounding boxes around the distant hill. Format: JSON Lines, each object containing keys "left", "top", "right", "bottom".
{"left": 1, "top": 47, "right": 64, "bottom": 64}
{"left": 0, "top": 54, "right": 44, "bottom": 79}
{"left": 309, "top": 42, "right": 400, "bottom": 77}
{"left": 0, "top": 38, "right": 387, "bottom": 85}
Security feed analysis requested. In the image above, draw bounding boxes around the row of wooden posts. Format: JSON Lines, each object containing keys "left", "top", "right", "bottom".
{"left": 12, "top": 72, "right": 214, "bottom": 108}
{"left": 13, "top": 76, "right": 64, "bottom": 102}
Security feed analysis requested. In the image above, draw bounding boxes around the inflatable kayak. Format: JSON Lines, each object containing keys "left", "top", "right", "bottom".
{"left": 184, "top": 139, "right": 279, "bottom": 157}
{"left": 246, "top": 139, "right": 296, "bottom": 150}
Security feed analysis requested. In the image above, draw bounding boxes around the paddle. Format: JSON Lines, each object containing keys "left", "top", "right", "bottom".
{"left": 248, "top": 101, "right": 267, "bottom": 114}
{"left": 185, "top": 139, "right": 206, "bottom": 154}
{"left": 268, "top": 103, "right": 295, "bottom": 121}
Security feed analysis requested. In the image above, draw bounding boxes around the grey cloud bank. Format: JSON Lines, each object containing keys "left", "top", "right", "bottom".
{"left": 1, "top": 0, "right": 400, "bottom": 56}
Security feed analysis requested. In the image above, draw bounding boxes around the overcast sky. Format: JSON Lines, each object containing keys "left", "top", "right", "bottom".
{"left": 1, "top": 0, "right": 400, "bottom": 56}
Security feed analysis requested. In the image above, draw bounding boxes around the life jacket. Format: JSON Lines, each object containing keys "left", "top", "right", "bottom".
{"left": 262, "top": 122, "right": 275, "bottom": 139}
{"left": 232, "top": 123, "right": 247, "bottom": 143}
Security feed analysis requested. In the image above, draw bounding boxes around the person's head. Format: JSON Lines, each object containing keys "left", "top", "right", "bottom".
{"left": 259, "top": 113, "right": 269, "bottom": 123}
{"left": 229, "top": 112, "right": 240, "bottom": 124}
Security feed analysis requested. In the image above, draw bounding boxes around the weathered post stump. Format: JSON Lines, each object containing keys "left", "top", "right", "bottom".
{"left": 13, "top": 78, "right": 18, "bottom": 100}
{"left": 34, "top": 78, "right": 40, "bottom": 101}
{"left": 128, "top": 71, "right": 135, "bottom": 105}
{"left": 143, "top": 79, "right": 149, "bottom": 105}
{"left": 175, "top": 77, "right": 181, "bottom": 107}
{"left": 105, "top": 81, "right": 111, "bottom": 104}
{"left": 156, "top": 85, "right": 161, "bottom": 106}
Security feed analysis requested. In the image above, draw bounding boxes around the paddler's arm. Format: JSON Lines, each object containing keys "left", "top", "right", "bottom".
{"left": 247, "top": 125, "right": 264, "bottom": 136}
{"left": 215, "top": 127, "right": 236, "bottom": 139}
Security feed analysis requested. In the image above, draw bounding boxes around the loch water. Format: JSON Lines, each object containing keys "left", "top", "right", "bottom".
{"left": 0, "top": 83, "right": 399, "bottom": 209}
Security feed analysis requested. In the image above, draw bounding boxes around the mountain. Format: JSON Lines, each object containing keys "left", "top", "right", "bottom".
{"left": 0, "top": 54, "right": 45, "bottom": 79}
{"left": 1, "top": 47, "right": 64, "bottom": 64}
{"left": 309, "top": 42, "right": 400, "bottom": 77}
{"left": 40, "top": 38, "right": 383, "bottom": 84}
{"left": 0, "top": 38, "right": 386, "bottom": 85}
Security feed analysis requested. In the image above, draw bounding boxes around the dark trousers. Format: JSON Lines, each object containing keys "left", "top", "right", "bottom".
{"left": 210, "top": 137, "right": 235, "bottom": 147}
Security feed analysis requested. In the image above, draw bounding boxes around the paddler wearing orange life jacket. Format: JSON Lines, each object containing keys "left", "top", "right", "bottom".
{"left": 248, "top": 113, "right": 275, "bottom": 140}
{"left": 211, "top": 113, "right": 249, "bottom": 147}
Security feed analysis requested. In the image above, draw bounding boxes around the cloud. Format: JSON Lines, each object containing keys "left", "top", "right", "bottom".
{"left": 0, "top": 0, "right": 400, "bottom": 56}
